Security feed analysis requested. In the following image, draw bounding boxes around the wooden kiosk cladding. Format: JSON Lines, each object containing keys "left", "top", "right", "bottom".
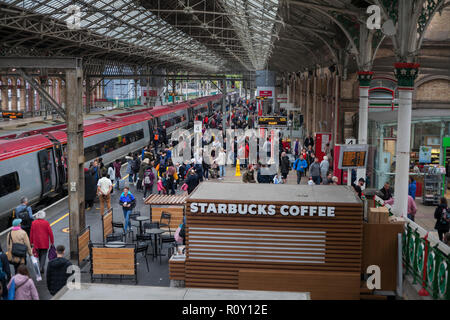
{"left": 184, "top": 183, "right": 363, "bottom": 300}
{"left": 77, "top": 226, "right": 91, "bottom": 267}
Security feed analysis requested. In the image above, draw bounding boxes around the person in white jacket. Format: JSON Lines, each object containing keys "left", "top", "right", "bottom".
{"left": 320, "top": 156, "right": 330, "bottom": 185}
{"left": 216, "top": 148, "right": 226, "bottom": 179}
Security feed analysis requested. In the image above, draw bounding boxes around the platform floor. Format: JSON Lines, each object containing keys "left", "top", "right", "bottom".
{"left": 52, "top": 283, "right": 310, "bottom": 300}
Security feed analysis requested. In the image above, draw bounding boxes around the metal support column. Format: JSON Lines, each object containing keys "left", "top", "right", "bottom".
{"left": 222, "top": 80, "right": 227, "bottom": 134}
{"left": 66, "top": 68, "right": 85, "bottom": 260}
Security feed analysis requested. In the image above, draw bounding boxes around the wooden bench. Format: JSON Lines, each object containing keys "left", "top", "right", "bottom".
{"left": 89, "top": 243, "right": 137, "bottom": 284}
{"left": 77, "top": 226, "right": 91, "bottom": 267}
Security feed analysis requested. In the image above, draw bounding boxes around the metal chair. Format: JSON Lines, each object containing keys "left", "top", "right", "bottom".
{"left": 159, "top": 212, "right": 171, "bottom": 229}
{"left": 106, "top": 233, "right": 123, "bottom": 243}
{"left": 136, "top": 243, "right": 150, "bottom": 272}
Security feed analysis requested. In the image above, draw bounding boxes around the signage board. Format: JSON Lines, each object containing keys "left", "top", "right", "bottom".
{"left": 259, "top": 90, "right": 273, "bottom": 97}
{"left": 419, "top": 146, "right": 432, "bottom": 163}
{"left": 338, "top": 144, "right": 369, "bottom": 169}
{"left": 1, "top": 111, "right": 24, "bottom": 119}
{"left": 257, "top": 116, "right": 287, "bottom": 127}
{"left": 194, "top": 121, "right": 202, "bottom": 133}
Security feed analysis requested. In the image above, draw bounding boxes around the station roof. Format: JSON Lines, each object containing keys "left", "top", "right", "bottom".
{"left": 0, "top": 1, "right": 448, "bottom": 75}
{"left": 188, "top": 182, "right": 362, "bottom": 205}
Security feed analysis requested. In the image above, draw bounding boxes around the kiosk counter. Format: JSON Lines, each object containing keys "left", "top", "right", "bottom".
{"left": 180, "top": 182, "right": 363, "bottom": 300}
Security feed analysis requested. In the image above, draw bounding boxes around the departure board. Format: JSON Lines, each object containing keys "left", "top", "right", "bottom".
{"left": 2, "top": 111, "right": 24, "bottom": 119}
{"left": 341, "top": 151, "right": 367, "bottom": 168}
{"left": 257, "top": 116, "right": 287, "bottom": 127}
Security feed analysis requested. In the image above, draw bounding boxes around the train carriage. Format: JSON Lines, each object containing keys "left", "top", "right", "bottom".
{"left": 0, "top": 94, "right": 222, "bottom": 228}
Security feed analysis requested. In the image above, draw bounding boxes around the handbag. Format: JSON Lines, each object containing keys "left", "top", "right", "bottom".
{"left": 181, "top": 183, "right": 188, "bottom": 191}
{"left": 48, "top": 244, "right": 57, "bottom": 261}
{"left": 9, "top": 232, "right": 28, "bottom": 258}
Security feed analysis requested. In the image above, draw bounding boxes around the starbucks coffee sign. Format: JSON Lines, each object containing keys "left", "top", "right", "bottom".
{"left": 189, "top": 202, "right": 336, "bottom": 217}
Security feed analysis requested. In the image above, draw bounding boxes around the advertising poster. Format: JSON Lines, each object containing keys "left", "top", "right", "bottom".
{"left": 315, "top": 133, "right": 332, "bottom": 162}
{"left": 419, "top": 146, "right": 432, "bottom": 163}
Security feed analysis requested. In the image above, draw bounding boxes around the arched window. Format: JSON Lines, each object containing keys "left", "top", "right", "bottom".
{"left": 369, "top": 78, "right": 398, "bottom": 112}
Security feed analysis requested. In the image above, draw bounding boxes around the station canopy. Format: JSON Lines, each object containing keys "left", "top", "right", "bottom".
{"left": 1, "top": 1, "right": 447, "bottom": 75}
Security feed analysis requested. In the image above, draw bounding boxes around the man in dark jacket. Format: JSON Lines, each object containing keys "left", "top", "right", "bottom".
{"left": 379, "top": 182, "right": 393, "bottom": 201}
{"left": 0, "top": 243, "right": 11, "bottom": 300}
{"left": 84, "top": 168, "right": 97, "bottom": 209}
{"left": 186, "top": 169, "right": 200, "bottom": 194}
{"left": 280, "top": 152, "right": 291, "bottom": 184}
{"left": 304, "top": 135, "right": 314, "bottom": 149}
{"left": 46, "top": 245, "right": 72, "bottom": 296}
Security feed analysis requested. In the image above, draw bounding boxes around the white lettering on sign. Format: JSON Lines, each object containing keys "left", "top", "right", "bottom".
{"left": 189, "top": 203, "right": 337, "bottom": 217}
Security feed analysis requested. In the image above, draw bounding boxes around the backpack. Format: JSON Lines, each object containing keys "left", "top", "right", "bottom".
{"left": 143, "top": 169, "right": 155, "bottom": 186}
{"left": 17, "top": 207, "right": 32, "bottom": 229}
{"left": 131, "top": 159, "right": 140, "bottom": 173}
{"left": 441, "top": 207, "right": 450, "bottom": 225}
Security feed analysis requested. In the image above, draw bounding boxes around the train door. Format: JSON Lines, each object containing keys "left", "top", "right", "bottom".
{"left": 37, "top": 149, "right": 57, "bottom": 196}
{"left": 147, "top": 119, "right": 154, "bottom": 142}
{"left": 53, "top": 143, "right": 66, "bottom": 190}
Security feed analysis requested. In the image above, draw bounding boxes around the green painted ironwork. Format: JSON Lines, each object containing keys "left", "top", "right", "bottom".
{"left": 375, "top": 196, "right": 449, "bottom": 299}
{"left": 403, "top": 223, "right": 450, "bottom": 299}
{"left": 107, "top": 97, "right": 141, "bottom": 108}
{"left": 394, "top": 63, "right": 420, "bottom": 88}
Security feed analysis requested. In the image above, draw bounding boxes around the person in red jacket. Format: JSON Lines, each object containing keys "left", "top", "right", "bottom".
{"left": 30, "top": 210, "right": 54, "bottom": 274}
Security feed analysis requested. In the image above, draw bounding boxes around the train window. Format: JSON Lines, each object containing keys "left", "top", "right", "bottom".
{"left": 0, "top": 172, "right": 20, "bottom": 197}
{"left": 84, "top": 129, "right": 144, "bottom": 161}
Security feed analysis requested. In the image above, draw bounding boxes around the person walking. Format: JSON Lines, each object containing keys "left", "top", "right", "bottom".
{"left": 137, "top": 158, "right": 150, "bottom": 192}
{"left": 125, "top": 153, "right": 134, "bottom": 183}
{"left": 14, "top": 197, "right": 34, "bottom": 238}
{"left": 46, "top": 245, "right": 72, "bottom": 296}
{"left": 131, "top": 153, "right": 141, "bottom": 184}
{"left": 280, "top": 152, "right": 291, "bottom": 184}
{"left": 434, "top": 197, "right": 450, "bottom": 241}
{"left": 119, "top": 187, "right": 136, "bottom": 233}
{"left": 320, "top": 156, "right": 330, "bottom": 185}
{"left": 294, "top": 138, "right": 300, "bottom": 158}
{"left": 150, "top": 160, "right": 158, "bottom": 195}
{"left": 7, "top": 219, "right": 33, "bottom": 274}
{"left": 304, "top": 134, "right": 314, "bottom": 150}
{"left": 7, "top": 265, "right": 39, "bottom": 300}
{"left": 293, "top": 155, "right": 308, "bottom": 185}
{"left": 216, "top": 148, "right": 226, "bottom": 179}
{"left": 142, "top": 165, "right": 155, "bottom": 199}
{"left": 309, "top": 158, "right": 321, "bottom": 185}
{"left": 0, "top": 243, "right": 11, "bottom": 300}
{"left": 30, "top": 210, "right": 54, "bottom": 274}
{"left": 97, "top": 174, "right": 112, "bottom": 216}
{"left": 107, "top": 164, "right": 115, "bottom": 194}
{"left": 84, "top": 168, "right": 97, "bottom": 209}
{"left": 408, "top": 177, "right": 417, "bottom": 200}
{"left": 113, "top": 159, "right": 122, "bottom": 190}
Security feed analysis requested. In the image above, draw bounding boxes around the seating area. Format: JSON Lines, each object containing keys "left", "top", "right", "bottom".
{"left": 87, "top": 204, "right": 182, "bottom": 284}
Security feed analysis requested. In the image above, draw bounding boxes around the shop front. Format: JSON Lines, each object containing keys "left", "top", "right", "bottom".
{"left": 367, "top": 109, "right": 450, "bottom": 196}
{"left": 171, "top": 182, "right": 364, "bottom": 300}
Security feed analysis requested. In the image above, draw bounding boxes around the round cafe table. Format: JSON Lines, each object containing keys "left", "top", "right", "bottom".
{"left": 145, "top": 228, "right": 165, "bottom": 259}
{"left": 135, "top": 216, "right": 150, "bottom": 235}
{"left": 105, "top": 241, "right": 126, "bottom": 248}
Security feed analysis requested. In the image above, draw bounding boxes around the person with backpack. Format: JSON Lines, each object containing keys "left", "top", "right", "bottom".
{"left": 0, "top": 243, "right": 11, "bottom": 300}
{"left": 142, "top": 164, "right": 155, "bottom": 200}
{"left": 137, "top": 158, "right": 150, "bottom": 192}
{"left": 113, "top": 159, "right": 122, "bottom": 190}
{"left": 30, "top": 210, "right": 54, "bottom": 274}
{"left": 434, "top": 197, "right": 450, "bottom": 242}
{"left": 7, "top": 264, "right": 39, "bottom": 300}
{"left": 14, "top": 197, "right": 34, "bottom": 238}
{"left": 293, "top": 155, "right": 308, "bottom": 185}
{"left": 7, "top": 219, "right": 33, "bottom": 274}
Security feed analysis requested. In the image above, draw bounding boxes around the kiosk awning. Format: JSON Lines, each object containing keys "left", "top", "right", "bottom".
{"left": 144, "top": 194, "right": 188, "bottom": 206}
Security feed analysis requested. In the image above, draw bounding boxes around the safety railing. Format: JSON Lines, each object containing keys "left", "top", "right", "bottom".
{"left": 375, "top": 195, "right": 450, "bottom": 300}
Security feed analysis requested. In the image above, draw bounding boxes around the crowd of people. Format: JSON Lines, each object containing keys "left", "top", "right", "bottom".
{"left": 1, "top": 210, "right": 73, "bottom": 300}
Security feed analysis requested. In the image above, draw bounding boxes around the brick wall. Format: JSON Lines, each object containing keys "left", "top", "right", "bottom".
{"left": 416, "top": 79, "right": 450, "bottom": 101}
